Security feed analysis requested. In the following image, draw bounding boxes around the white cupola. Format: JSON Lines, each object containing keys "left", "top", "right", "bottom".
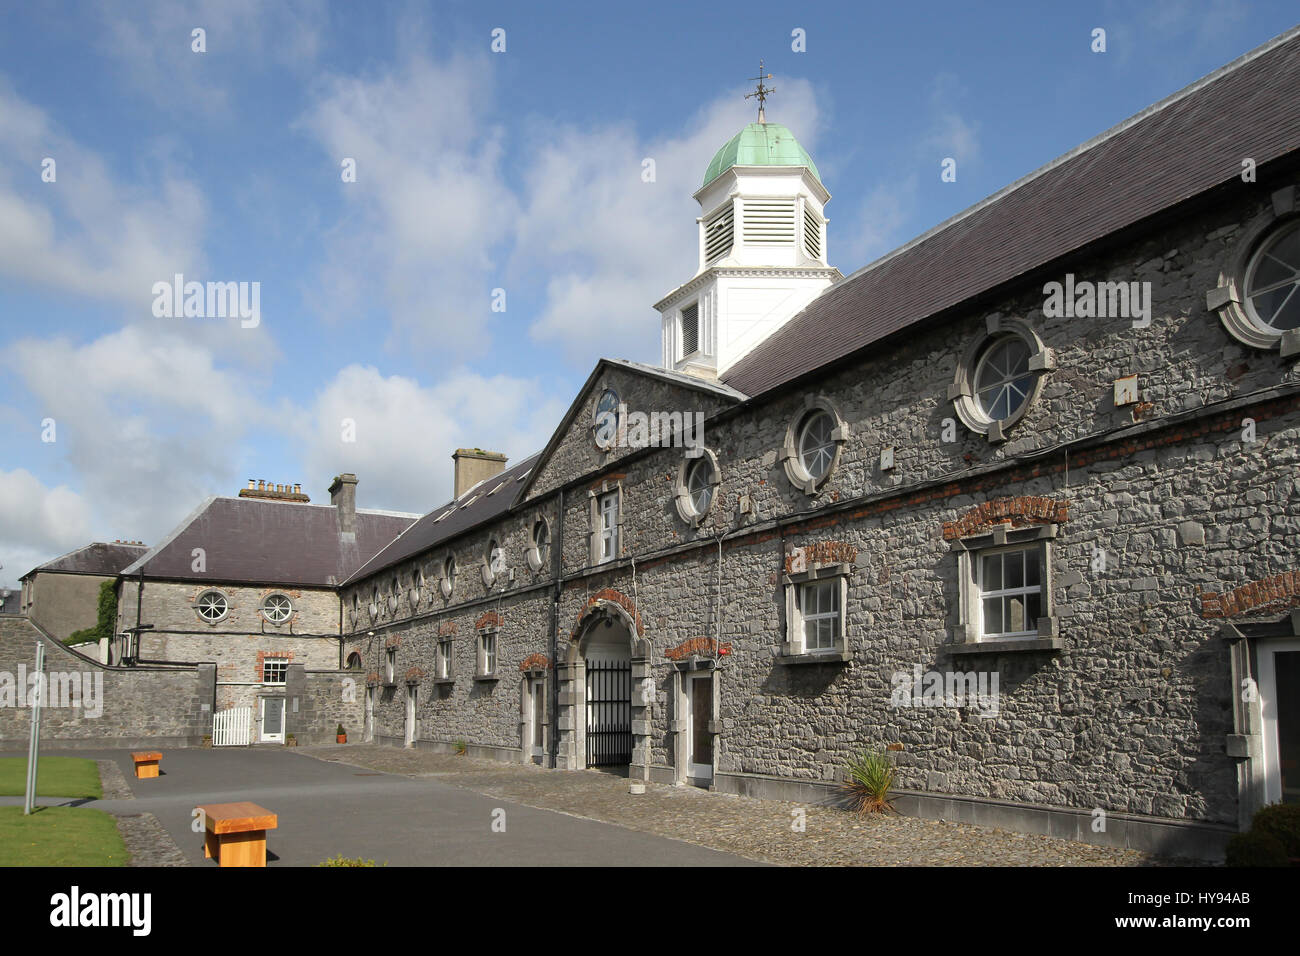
{"left": 656, "top": 114, "right": 841, "bottom": 380}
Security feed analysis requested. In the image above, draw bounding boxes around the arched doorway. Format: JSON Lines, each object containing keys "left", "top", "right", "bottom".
{"left": 583, "top": 619, "right": 632, "bottom": 768}
{"left": 557, "top": 598, "right": 651, "bottom": 776}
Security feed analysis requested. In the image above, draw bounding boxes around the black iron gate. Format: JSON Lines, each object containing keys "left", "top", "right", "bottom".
{"left": 586, "top": 657, "right": 632, "bottom": 766}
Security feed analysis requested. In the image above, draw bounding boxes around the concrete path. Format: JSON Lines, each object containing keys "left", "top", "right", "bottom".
{"left": 0, "top": 748, "right": 755, "bottom": 866}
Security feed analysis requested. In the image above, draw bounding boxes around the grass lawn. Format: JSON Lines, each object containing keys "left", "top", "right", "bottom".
{"left": 0, "top": 756, "right": 103, "bottom": 799}
{"left": 0, "top": 806, "right": 127, "bottom": 866}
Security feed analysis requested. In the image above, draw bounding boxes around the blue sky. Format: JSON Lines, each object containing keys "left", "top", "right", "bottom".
{"left": 1, "top": 0, "right": 1296, "bottom": 589}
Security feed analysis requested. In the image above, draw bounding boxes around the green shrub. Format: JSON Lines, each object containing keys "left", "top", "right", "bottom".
{"left": 1225, "top": 830, "right": 1289, "bottom": 867}
{"left": 453, "top": 738, "right": 468, "bottom": 755}
{"left": 842, "top": 749, "right": 897, "bottom": 814}
{"left": 64, "top": 628, "right": 99, "bottom": 647}
{"left": 317, "top": 855, "right": 378, "bottom": 867}
{"left": 336, "top": 724, "right": 346, "bottom": 736}
{"left": 1249, "top": 803, "right": 1300, "bottom": 858}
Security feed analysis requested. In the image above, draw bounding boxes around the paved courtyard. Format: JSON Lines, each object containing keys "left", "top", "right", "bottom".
{"left": 2, "top": 745, "right": 1201, "bottom": 866}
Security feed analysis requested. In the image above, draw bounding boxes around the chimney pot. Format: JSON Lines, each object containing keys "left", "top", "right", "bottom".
{"left": 257, "top": 480, "right": 265, "bottom": 491}
{"left": 247, "top": 479, "right": 256, "bottom": 489}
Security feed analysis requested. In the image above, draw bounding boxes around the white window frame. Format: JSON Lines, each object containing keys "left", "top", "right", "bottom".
{"left": 952, "top": 524, "right": 1059, "bottom": 646}
{"left": 781, "top": 565, "right": 851, "bottom": 660}
{"left": 590, "top": 485, "right": 622, "bottom": 565}
{"left": 526, "top": 518, "right": 550, "bottom": 573}
{"left": 261, "top": 657, "right": 289, "bottom": 685}
{"left": 261, "top": 593, "right": 293, "bottom": 625}
{"left": 779, "top": 396, "right": 850, "bottom": 496}
{"left": 477, "top": 630, "right": 497, "bottom": 678}
{"left": 975, "top": 543, "right": 1046, "bottom": 640}
{"left": 196, "top": 589, "right": 229, "bottom": 624}
{"left": 437, "top": 638, "right": 454, "bottom": 679}
{"left": 385, "top": 647, "right": 396, "bottom": 684}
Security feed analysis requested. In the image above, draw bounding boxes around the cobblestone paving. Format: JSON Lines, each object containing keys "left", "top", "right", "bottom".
{"left": 117, "top": 812, "right": 189, "bottom": 867}
{"left": 299, "top": 745, "right": 1201, "bottom": 867}
{"left": 97, "top": 759, "right": 133, "bottom": 801}
{"left": 94, "top": 758, "right": 189, "bottom": 866}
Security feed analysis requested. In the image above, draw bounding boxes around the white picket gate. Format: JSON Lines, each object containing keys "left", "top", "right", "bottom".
{"left": 212, "top": 706, "right": 252, "bottom": 746}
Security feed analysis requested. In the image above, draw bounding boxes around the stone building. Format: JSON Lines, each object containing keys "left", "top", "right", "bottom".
{"left": 20, "top": 541, "right": 148, "bottom": 642}
{"left": 114, "top": 475, "right": 416, "bottom": 742}
{"left": 330, "top": 29, "right": 1300, "bottom": 859}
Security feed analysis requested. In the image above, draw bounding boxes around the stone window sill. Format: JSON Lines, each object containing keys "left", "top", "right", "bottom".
{"left": 777, "top": 646, "right": 850, "bottom": 665}
{"left": 474, "top": 673, "right": 500, "bottom": 682}
{"left": 948, "top": 637, "right": 1064, "bottom": 656}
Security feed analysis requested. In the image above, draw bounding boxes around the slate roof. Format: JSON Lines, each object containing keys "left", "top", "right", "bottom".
{"left": 722, "top": 26, "right": 1300, "bottom": 397}
{"left": 121, "top": 497, "right": 419, "bottom": 588}
{"left": 24, "top": 542, "right": 150, "bottom": 580}
{"left": 343, "top": 454, "right": 541, "bottom": 585}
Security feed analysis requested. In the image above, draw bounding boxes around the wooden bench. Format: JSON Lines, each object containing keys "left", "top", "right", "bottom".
{"left": 195, "top": 802, "right": 278, "bottom": 867}
{"left": 130, "top": 751, "right": 162, "bottom": 779}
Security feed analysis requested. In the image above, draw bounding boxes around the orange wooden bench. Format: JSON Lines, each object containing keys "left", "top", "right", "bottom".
{"left": 130, "top": 751, "right": 162, "bottom": 779}
{"left": 195, "top": 802, "right": 278, "bottom": 867}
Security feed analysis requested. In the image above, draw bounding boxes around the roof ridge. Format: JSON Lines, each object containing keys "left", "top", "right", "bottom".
{"left": 838, "top": 23, "right": 1300, "bottom": 289}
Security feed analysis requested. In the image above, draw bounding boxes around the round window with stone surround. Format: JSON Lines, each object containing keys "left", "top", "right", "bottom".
{"left": 261, "top": 593, "right": 293, "bottom": 625}
{"left": 526, "top": 519, "right": 550, "bottom": 572}
{"left": 780, "top": 398, "right": 849, "bottom": 495}
{"left": 950, "top": 319, "right": 1053, "bottom": 443}
{"left": 196, "top": 589, "right": 229, "bottom": 624}
{"left": 1208, "top": 190, "right": 1300, "bottom": 355}
{"left": 674, "top": 448, "right": 721, "bottom": 525}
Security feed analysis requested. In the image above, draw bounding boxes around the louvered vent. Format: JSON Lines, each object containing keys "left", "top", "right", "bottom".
{"left": 704, "top": 206, "right": 734, "bottom": 263}
{"left": 804, "top": 208, "right": 822, "bottom": 258}
{"left": 743, "top": 199, "right": 796, "bottom": 244}
{"left": 680, "top": 302, "right": 699, "bottom": 356}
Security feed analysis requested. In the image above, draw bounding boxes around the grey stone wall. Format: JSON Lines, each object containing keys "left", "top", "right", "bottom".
{"left": 284, "top": 665, "right": 364, "bottom": 745}
{"left": 27, "top": 571, "right": 113, "bottom": 642}
{"left": 524, "top": 363, "right": 735, "bottom": 500}
{"left": 336, "top": 170, "right": 1300, "bottom": 834}
{"left": 0, "top": 616, "right": 214, "bottom": 749}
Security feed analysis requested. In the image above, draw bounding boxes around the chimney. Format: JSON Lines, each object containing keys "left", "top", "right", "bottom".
{"left": 330, "top": 473, "right": 359, "bottom": 534}
{"left": 453, "top": 449, "right": 507, "bottom": 498}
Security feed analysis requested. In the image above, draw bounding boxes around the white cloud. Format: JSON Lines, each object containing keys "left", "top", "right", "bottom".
{"left": 95, "top": 0, "right": 325, "bottom": 113}
{"left": 296, "top": 364, "right": 568, "bottom": 513}
{"left": 0, "top": 470, "right": 93, "bottom": 572}
{"left": 0, "top": 84, "right": 207, "bottom": 305}
{"left": 296, "top": 55, "right": 518, "bottom": 357}
{"left": 3, "top": 325, "right": 276, "bottom": 563}
{"left": 517, "top": 77, "right": 825, "bottom": 363}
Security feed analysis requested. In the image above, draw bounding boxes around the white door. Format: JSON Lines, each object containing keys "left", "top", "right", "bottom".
{"left": 684, "top": 673, "right": 714, "bottom": 783}
{"left": 530, "top": 678, "right": 545, "bottom": 761}
{"left": 260, "top": 697, "right": 285, "bottom": 743}
{"left": 364, "top": 686, "right": 375, "bottom": 742}
{"left": 1259, "top": 638, "right": 1300, "bottom": 805}
{"left": 404, "top": 685, "right": 417, "bottom": 747}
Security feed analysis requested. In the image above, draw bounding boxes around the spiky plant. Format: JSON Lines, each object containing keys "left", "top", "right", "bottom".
{"left": 453, "top": 738, "right": 468, "bottom": 756}
{"left": 842, "top": 749, "right": 897, "bottom": 814}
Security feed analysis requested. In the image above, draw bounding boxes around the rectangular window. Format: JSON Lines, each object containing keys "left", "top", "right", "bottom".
{"left": 385, "top": 648, "right": 396, "bottom": 683}
{"left": 599, "top": 491, "right": 620, "bottom": 563}
{"left": 480, "top": 633, "right": 496, "bottom": 675}
{"left": 261, "top": 658, "right": 288, "bottom": 684}
{"left": 977, "top": 545, "right": 1044, "bottom": 639}
{"left": 438, "top": 639, "right": 453, "bottom": 679}
{"left": 680, "top": 302, "right": 699, "bottom": 358}
{"left": 798, "top": 580, "right": 841, "bottom": 651}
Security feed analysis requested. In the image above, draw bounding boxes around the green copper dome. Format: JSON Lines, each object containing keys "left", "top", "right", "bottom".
{"left": 702, "top": 122, "right": 821, "bottom": 187}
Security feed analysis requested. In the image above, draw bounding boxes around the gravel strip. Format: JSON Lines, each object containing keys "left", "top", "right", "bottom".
{"left": 299, "top": 745, "right": 1199, "bottom": 867}
{"left": 97, "top": 759, "right": 134, "bottom": 801}
{"left": 116, "top": 812, "right": 189, "bottom": 867}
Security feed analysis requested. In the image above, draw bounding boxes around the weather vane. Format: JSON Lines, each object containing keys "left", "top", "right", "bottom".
{"left": 746, "top": 59, "right": 774, "bottom": 123}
